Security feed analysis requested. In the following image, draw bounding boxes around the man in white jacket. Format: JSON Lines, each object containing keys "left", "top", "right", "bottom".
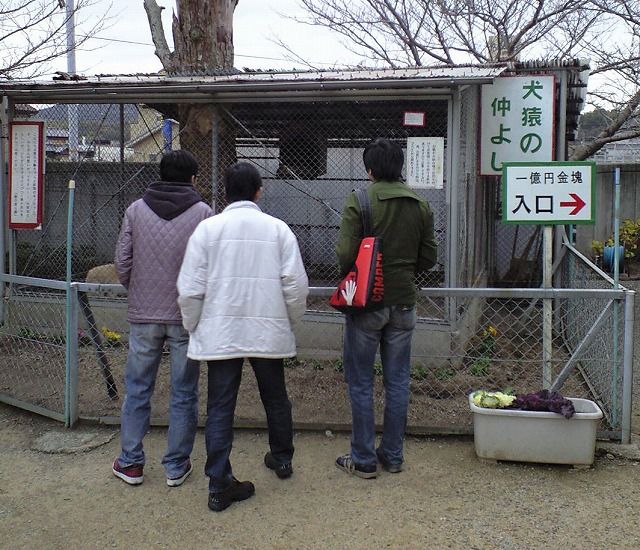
{"left": 177, "top": 162, "right": 309, "bottom": 512}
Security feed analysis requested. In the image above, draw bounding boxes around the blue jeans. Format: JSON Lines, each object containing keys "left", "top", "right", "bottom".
{"left": 205, "top": 357, "right": 293, "bottom": 492}
{"left": 118, "top": 323, "right": 200, "bottom": 478}
{"left": 343, "top": 306, "right": 416, "bottom": 467}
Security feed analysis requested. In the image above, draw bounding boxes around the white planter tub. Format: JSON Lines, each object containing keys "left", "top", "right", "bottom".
{"left": 469, "top": 395, "right": 603, "bottom": 466}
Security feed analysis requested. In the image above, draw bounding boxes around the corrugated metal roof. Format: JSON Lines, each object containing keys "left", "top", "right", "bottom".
{"left": 3, "top": 65, "right": 507, "bottom": 86}
{"left": 0, "top": 65, "right": 509, "bottom": 102}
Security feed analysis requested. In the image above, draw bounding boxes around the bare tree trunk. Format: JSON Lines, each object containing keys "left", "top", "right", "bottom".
{"left": 177, "top": 104, "right": 236, "bottom": 208}
{"left": 144, "top": 0, "right": 239, "bottom": 207}
{"left": 172, "top": 0, "right": 237, "bottom": 73}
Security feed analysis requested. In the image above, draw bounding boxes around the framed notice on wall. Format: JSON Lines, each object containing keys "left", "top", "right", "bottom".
{"left": 9, "top": 120, "right": 45, "bottom": 229}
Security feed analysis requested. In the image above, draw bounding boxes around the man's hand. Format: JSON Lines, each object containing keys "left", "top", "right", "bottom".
{"left": 341, "top": 279, "right": 357, "bottom": 306}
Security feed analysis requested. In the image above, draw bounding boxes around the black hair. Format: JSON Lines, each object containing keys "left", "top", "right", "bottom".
{"left": 225, "top": 162, "right": 263, "bottom": 203}
{"left": 362, "top": 138, "right": 404, "bottom": 181}
{"left": 159, "top": 150, "right": 199, "bottom": 183}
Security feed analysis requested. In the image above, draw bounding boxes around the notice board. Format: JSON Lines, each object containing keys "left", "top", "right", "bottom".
{"left": 9, "top": 120, "right": 45, "bottom": 229}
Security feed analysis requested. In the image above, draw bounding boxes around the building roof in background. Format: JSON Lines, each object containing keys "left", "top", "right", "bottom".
{"left": 37, "top": 103, "right": 139, "bottom": 123}
{"left": 14, "top": 103, "right": 37, "bottom": 116}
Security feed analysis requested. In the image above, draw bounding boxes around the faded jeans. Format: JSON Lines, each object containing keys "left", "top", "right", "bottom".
{"left": 343, "top": 306, "right": 416, "bottom": 467}
{"left": 118, "top": 323, "right": 200, "bottom": 478}
{"left": 205, "top": 357, "right": 294, "bottom": 492}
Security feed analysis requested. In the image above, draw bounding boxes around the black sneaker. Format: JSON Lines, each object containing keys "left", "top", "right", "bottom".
{"left": 376, "top": 449, "right": 404, "bottom": 473}
{"left": 264, "top": 452, "right": 293, "bottom": 479}
{"left": 335, "top": 454, "right": 377, "bottom": 479}
{"left": 208, "top": 477, "right": 255, "bottom": 512}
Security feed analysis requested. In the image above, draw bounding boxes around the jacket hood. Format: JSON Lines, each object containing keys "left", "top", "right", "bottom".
{"left": 143, "top": 181, "right": 204, "bottom": 220}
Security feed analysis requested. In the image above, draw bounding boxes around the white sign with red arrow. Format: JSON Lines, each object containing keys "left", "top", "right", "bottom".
{"left": 502, "top": 161, "right": 596, "bottom": 225}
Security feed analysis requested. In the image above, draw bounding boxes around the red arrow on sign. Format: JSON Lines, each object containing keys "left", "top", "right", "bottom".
{"left": 560, "top": 193, "right": 586, "bottom": 215}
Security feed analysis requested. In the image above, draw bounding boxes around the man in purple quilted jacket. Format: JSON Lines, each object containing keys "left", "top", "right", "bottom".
{"left": 111, "top": 150, "right": 212, "bottom": 487}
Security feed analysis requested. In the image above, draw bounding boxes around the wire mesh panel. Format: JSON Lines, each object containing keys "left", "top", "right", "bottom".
{"left": 61, "top": 281, "right": 625, "bottom": 434}
{"left": 12, "top": 104, "right": 171, "bottom": 281}
{"left": 11, "top": 99, "right": 449, "bottom": 296}
{"left": 408, "top": 287, "right": 627, "bottom": 434}
{"left": 560, "top": 246, "right": 626, "bottom": 430}
{"left": 216, "top": 99, "right": 448, "bottom": 288}
{"left": 5, "top": 97, "right": 455, "bottom": 426}
{"left": 0, "top": 278, "right": 67, "bottom": 420}
{"left": 69, "top": 286, "right": 626, "bottom": 436}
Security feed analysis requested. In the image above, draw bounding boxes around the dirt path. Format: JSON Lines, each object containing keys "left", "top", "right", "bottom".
{"left": 1, "top": 404, "right": 640, "bottom": 550}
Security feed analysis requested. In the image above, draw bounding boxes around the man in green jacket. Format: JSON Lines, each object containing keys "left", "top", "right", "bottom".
{"left": 335, "top": 138, "right": 437, "bottom": 478}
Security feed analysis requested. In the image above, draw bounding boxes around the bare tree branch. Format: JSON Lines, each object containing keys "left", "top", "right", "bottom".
{"left": 571, "top": 89, "right": 640, "bottom": 160}
{"left": 271, "top": 37, "right": 328, "bottom": 71}
{"left": 289, "top": 0, "right": 640, "bottom": 160}
{"left": 0, "top": 0, "right": 109, "bottom": 79}
{"left": 143, "top": 0, "right": 175, "bottom": 72}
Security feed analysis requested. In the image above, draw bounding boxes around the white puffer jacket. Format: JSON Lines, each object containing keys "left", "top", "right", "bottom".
{"left": 177, "top": 201, "right": 309, "bottom": 360}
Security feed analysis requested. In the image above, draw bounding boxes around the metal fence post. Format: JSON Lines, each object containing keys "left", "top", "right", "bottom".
{"left": 211, "top": 112, "right": 219, "bottom": 211}
{"left": 621, "top": 289, "right": 635, "bottom": 444}
{"left": 610, "top": 167, "right": 621, "bottom": 429}
{"left": 0, "top": 96, "right": 6, "bottom": 326}
{"left": 542, "top": 225, "right": 553, "bottom": 388}
{"left": 7, "top": 97, "right": 16, "bottom": 280}
{"left": 68, "top": 284, "right": 79, "bottom": 426}
{"left": 447, "top": 94, "right": 460, "bottom": 326}
{"left": 65, "top": 179, "right": 77, "bottom": 427}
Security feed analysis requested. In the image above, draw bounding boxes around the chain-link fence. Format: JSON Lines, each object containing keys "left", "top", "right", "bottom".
{"left": 9, "top": 101, "right": 449, "bottom": 284}
{"left": 5, "top": 281, "right": 621, "bottom": 436}
{"left": 0, "top": 275, "right": 70, "bottom": 423}
{"left": 214, "top": 100, "right": 448, "bottom": 289}
{"left": 559, "top": 240, "right": 632, "bottom": 434}
{"left": 0, "top": 97, "right": 634, "bottom": 438}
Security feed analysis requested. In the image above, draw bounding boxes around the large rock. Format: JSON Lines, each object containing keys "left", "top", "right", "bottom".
{"left": 85, "top": 263, "right": 118, "bottom": 284}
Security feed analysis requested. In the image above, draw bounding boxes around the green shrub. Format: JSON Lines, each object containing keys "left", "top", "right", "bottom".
{"left": 470, "top": 357, "right": 491, "bottom": 376}
{"left": 434, "top": 367, "right": 456, "bottom": 380}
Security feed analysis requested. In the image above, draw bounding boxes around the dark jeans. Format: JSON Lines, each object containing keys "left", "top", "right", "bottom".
{"left": 204, "top": 357, "right": 294, "bottom": 492}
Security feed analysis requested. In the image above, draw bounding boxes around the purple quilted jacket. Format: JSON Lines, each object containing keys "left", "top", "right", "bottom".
{"left": 115, "top": 181, "right": 213, "bottom": 324}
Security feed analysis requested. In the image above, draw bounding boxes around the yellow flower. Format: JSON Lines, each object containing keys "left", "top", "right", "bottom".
{"left": 101, "top": 327, "right": 122, "bottom": 343}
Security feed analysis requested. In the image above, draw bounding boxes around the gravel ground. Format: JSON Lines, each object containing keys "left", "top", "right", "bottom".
{"left": 1, "top": 402, "right": 640, "bottom": 550}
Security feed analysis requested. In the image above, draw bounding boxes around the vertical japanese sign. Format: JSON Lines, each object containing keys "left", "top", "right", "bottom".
{"left": 9, "top": 121, "right": 45, "bottom": 229}
{"left": 502, "top": 161, "right": 595, "bottom": 224}
{"left": 406, "top": 137, "right": 444, "bottom": 189}
{"left": 481, "top": 75, "right": 555, "bottom": 175}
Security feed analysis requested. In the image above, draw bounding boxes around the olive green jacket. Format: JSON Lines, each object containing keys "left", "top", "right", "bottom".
{"left": 335, "top": 180, "right": 437, "bottom": 306}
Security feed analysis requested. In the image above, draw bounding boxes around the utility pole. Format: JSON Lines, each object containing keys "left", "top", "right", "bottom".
{"left": 64, "top": 0, "right": 79, "bottom": 161}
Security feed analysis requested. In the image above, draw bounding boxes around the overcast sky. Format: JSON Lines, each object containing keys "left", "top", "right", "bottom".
{"left": 54, "top": 0, "right": 362, "bottom": 77}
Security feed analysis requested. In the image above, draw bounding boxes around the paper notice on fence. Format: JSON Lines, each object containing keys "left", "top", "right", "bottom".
{"left": 406, "top": 137, "right": 444, "bottom": 189}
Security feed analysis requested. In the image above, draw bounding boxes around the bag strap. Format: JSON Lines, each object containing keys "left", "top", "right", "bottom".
{"left": 354, "top": 187, "right": 373, "bottom": 237}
